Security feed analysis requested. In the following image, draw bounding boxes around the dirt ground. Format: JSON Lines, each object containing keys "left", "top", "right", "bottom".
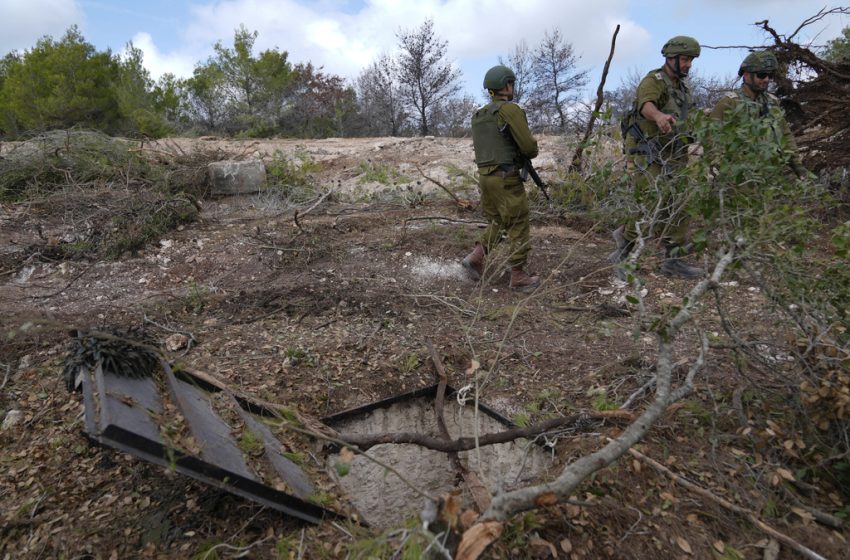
{"left": 1, "top": 136, "right": 847, "bottom": 559}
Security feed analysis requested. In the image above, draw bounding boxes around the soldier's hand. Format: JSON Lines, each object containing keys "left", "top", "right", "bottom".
{"left": 654, "top": 113, "right": 676, "bottom": 134}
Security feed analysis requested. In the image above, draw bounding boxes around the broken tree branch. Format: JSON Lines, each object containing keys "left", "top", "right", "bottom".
{"left": 626, "top": 445, "right": 829, "bottom": 560}
{"left": 336, "top": 410, "right": 632, "bottom": 452}
{"left": 477, "top": 244, "right": 736, "bottom": 520}
{"left": 426, "top": 339, "right": 491, "bottom": 512}
{"left": 571, "top": 24, "right": 620, "bottom": 172}
{"left": 415, "top": 163, "right": 465, "bottom": 207}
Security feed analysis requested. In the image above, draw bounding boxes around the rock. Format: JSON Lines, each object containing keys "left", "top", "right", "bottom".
{"left": 2, "top": 409, "right": 23, "bottom": 430}
{"left": 165, "top": 334, "right": 189, "bottom": 352}
{"left": 16, "top": 355, "right": 32, "bottom": 373}
{"left": 208, "top": 160, "right": 266, "bottom": 195}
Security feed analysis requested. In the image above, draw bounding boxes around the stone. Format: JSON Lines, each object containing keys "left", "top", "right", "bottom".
{"left": 165, "top": 334, "right": 189, "bottom": 352}
{"left": 208, "top": 160, "right": 266, "bottom": 195}
{"left": 2, "top": 409, "right": 24, "bottom": 430}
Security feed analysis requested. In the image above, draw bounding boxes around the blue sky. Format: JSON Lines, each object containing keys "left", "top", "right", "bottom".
{"left": 1, "top": 0, "right": 847, "bottom": 99}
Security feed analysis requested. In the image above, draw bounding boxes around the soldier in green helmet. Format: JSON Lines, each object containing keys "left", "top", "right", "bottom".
{"left": 709, "top": 50, "right": 807, "bottom": 177}
{"left": 610, "top": 35, "right": 705, "bottom": 280}
{"left": 462, "top": 64, "right": 541, "bottom": 293}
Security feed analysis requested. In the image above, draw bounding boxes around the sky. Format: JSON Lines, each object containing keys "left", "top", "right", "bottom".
{"left": 1, "top": 0, "right": 847, "bottom": 99}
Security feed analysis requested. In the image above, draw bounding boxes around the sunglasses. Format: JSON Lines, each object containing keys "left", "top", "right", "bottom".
{"left": 755, "top": 72, "right": 772, "bottom": 80}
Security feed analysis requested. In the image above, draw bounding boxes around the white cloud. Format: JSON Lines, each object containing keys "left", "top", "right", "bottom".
{"left": 127, "top": 32, "right": 196, "bottom": 80}
{"left": 0, "top": 0, "right": 82, "bottom": 54}
{"left": 157, "top": 0, "right": 649, "bottom": 92}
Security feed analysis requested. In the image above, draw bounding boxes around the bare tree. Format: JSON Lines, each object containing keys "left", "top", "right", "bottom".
{"left": 395, "top": 19, "right": 463, "bottom": 136}
{"left": 355, "top": 54, "right": 407, "bottom": 136}
{"left": 498, "top": 40, "right": 534, "bottom": 105}
{"left": 429, "top": 94, "right": 477, "bottom": 137}
{"left": 528, "top": 28, "right": 589, "bottom": 132}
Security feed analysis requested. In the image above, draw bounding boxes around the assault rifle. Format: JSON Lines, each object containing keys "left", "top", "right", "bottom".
{"left": 623, "top": 122, "right": 675, "bottom": 177}
{"left": 519, "top": 157, "right": 550, "bottom": 201}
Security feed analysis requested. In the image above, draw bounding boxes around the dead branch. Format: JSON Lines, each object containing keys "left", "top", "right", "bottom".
{"left": 0, "top": 362, "right": 10, "bottom": 392}
{"left": 427, "top": 339, "right": 492, "bottom": 512}
{"left": 337, "top": 410, "right": 633, "bottom": 452}
{"left": 475, "top": 245, "right": 736, "bottom": 520}
{"left": 27, "top": 264, "right": 91, "bottom": 300}
{"left": 415, "top": 163, "right": 462, "bottom": 207}
{"left": 787, "top": 7, "right": 850, "bottom": 43}
{"left": 571, "top": 24, "right": 619, "bottom": 172}
{"left": 780, "top": 484, "right": 845, "bottom": 529}
{"left": 626, "top": 445, "right": 829, "bottom": 560}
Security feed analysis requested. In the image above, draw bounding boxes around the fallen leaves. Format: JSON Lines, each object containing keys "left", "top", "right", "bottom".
{"left": 456, "top": 521, "right": 504, "bottom": 560}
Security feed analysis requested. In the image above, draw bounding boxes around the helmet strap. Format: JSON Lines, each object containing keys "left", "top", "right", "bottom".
{"left": 743, "top": 73, "right": 765, "bottom": 94}
{"left": 665, "top": 57, "right": 685, "bottom": 79}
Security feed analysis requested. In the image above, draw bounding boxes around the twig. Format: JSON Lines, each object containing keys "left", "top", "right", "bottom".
{"left": 427, "top": 338, "right": 491, "bottom": 512}
{"left": 200, "top": 536, "right": 273, "bottom": 559}
{"left": 620, "top": 376, "right": 656, "bottom": 410}
{"left": 571, "top": 24, "right": 620, "bottom": 171}
{"left": 0, "top": 362, "right": 11, "bottom": 392}
{"left": 27, "top": 264, "right": 91, "bottom": 300}
{"left": 626, "top": 445, "right": 829, "bottom": 560}
{"left": 781, "top": 484, "right": 845, "bottom": 529}
{"left": 415, "top": 163, "right": 462, "bottom": 205}
{"left": 617, "top": 505, "right": 646, "bottom": 544}
{"left": 403, "top": 216, "right": 486, "bottom": 226}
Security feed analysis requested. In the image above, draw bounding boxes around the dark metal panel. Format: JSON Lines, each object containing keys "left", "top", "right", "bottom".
{"left": 95, "top": 424, "right": 336, "bottom": 524}
{"left": 236, "top": 402, "right": 316, "bottom": 500}
{"left": 162, "top": 363, "right": 256, "bottom": 481}
{"left": 321, "top": 384, "right": 519, "bottom": 428}
{"left": 95, "top": 363, "right": 163, "bottom": 444}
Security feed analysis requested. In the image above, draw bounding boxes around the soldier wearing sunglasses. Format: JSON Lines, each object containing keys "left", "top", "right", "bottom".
{"left": 710, "top": 51, "right": 807, "bottom": 178}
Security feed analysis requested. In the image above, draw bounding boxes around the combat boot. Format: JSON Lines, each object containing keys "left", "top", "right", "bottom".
{"left": 509, "top": 266, "right": 540, "bottom": 293}
{"left": 462, "top": 243, "right": 485, "bottom": 281}
{"left": 660, "top": 245, "right": 704, "bottom": 279}
{"left": 607, "top": 226, "right": 634, "bottom": 280}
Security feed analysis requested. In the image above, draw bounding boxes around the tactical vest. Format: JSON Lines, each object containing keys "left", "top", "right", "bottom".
{"left": 471, "top": 100, "right": 519, "bottom": 168}
{"left": 630, "top": 69, "right": 692, "bottom": 137}
{"left": 736, "top": 90, "right": 784, "bottom": 144}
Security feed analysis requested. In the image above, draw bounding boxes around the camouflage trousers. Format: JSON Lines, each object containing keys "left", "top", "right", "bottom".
{"left": 621, "top": 159, "right": 690, "bottom": 247}
{"left": 478, "top": 170, "right": 531, "bottom": 267}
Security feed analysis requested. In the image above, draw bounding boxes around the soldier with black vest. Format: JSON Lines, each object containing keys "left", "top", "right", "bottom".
{"left": 709, "top": 51, "right": 807, "bottom": 178}
{"left": 611, "top": 35, "right": 705, "bottom": 280}
{"left": 462, "top": 64, "right": 540, "bottom": 293}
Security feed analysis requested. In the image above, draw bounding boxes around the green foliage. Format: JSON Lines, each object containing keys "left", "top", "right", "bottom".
{"left": 512, "top": 412, "right": 530, "bottom": 427}
{"left": 357, "top": 161, "right": 409, "bottom": 185}
{"left": 284, "top": 346, "right": 316, "bottom": 367}
{"left": 266, "top": 150, "right": 320, "bottom": 188}
{"left": 238, "top": 430, "right": 262, "bottom": 455}
{"left": 0, "top": 27, "right": 179, "bottom": 138}
{"left": 185, "top": 283, "right": 208, "bottom": 313}
{"left": 400, "top": 352, "right": 420, "bottom": 373}
{"left": 343, "top": 520, "right": 435, "bottom": 560}
{"left": 0, "top": 27, "right": 120, "bottom": 135}
{"left": 823, "top": 26, "right": 850, "bottom": 63}
{"left": 334, "top": 460, "right": 351, "bottom": 477}
{"left": 591, "top": 390, "right": 619, "bottom": 411}
{"left": 0, "top": 130, "right": 144, "bottom": 200}
{"left": 501, "top": 512, "right": 542, "bottom": 550}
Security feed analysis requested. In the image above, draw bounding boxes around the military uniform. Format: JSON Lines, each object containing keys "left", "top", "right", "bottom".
{"left": 621, "top": 67, "right": 694, "bottom": 246}
{"left": 610, "top": 35, "right": 705, "bottom": 280}
{"left": 471, "top": 99, "right": 538, "bottom": 267}
{"left": 710, "top": 89, "right": 804, "bottom": 175}
{"left": 462, "top": 64, "right": 540, "bottom": 292}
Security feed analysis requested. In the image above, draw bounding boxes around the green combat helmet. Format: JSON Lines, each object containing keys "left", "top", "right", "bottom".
{"left": 738, "top": 50, "right": 778, "bottom": 76}
{"left": 661, "top": 36, "right": 701, "bottom": 58}
{"left": 483, "top": 65, "right": 516, "bottom": 91}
